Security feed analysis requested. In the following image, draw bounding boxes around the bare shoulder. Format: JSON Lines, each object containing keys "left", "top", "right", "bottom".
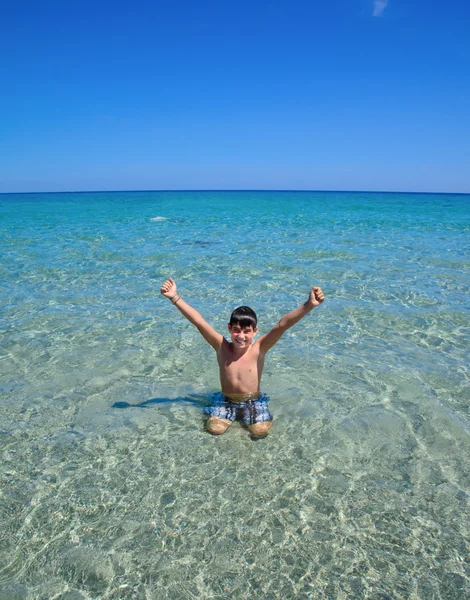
{"left": 217, "top": 337, "right": 231, "bottom": 355}
{"left": 251, "top": 339, "right": 265, "bottom": 356}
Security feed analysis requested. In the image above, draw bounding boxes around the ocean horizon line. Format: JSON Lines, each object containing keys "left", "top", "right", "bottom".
{"left": 1, "top": 188, "right": 470, "bottom": 197}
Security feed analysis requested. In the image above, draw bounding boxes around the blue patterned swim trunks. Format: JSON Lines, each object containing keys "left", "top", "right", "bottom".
{"left": 204, "top": 392, "right": 273, "bottom": 425}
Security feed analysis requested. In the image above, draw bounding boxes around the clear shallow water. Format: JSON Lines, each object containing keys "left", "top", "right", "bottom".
{"left": 0, "top": 190, "right": 469, "bottom": 599}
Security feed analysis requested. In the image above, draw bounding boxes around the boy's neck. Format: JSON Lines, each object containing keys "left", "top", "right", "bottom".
{"left": 230, "top": 341, "right": 252, "bottom": 356}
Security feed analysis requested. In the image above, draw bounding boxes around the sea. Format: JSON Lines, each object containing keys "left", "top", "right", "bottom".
{"left": 0, "top": 190, "right": 469, "bottom": 599}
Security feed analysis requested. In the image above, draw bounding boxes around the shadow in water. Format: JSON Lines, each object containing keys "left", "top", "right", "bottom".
{"left": 112, "top": 394, "right": 209, "bottom": 410}
{"left": 113, "top": 394, "right": 266, "bottom": 441}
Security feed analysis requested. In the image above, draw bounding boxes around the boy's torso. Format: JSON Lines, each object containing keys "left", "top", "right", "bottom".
{"left": 217, "top": 339, "right": 265, "bottom": 399}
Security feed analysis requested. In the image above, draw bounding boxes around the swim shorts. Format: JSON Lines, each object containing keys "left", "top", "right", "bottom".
{"left": 204, "top": 392, "right": 273, "bottom": 425}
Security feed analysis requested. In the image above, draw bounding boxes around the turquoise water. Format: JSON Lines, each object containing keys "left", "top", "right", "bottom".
{"left": 0, "top": 190, "right": 469, "bottom": 599}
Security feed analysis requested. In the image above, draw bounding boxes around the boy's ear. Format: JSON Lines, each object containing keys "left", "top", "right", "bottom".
{"left": 227, "top": 323, "right": 232, "bottom": 332}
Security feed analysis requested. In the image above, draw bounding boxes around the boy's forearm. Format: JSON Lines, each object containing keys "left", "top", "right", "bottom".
{"left": 169, "top": 295, "right": 205, "bottom": 327}
{"left": 164, "top": 291, "right": 223, "bottom": 349}
{"left": 277, "top": 300, "right": 315, "bottom": 330}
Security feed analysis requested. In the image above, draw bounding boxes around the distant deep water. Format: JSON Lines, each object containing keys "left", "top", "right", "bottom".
{"left": 0, "top": 191, "right": 469, "bottom": 599}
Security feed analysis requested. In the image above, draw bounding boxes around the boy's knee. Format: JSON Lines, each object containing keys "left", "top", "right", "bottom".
{"left": 248, "top": 421, "right": 273, "bottom": 438}
{"left": 206, "top": 417, "right": 232, "bottom": 435}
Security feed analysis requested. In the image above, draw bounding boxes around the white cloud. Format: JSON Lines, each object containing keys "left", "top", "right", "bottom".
{"left": 373, "top": 0, "right": 389, "bottom": 16}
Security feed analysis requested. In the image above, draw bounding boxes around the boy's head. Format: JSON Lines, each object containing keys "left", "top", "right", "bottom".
{"left": 228, "top": 306, "right": 258, "bottom": 348}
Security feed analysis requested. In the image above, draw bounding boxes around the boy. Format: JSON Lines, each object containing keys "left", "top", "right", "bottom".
{"left": 160, "top": 278, "right": 324, "bottom": 438}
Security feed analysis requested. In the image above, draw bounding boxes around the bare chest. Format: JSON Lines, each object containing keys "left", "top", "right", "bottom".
{"left": 217, "top": 344, "right": 265, "bottom": 388}
{"left": 221, "top": 351, "right": 259, "bottom": 374}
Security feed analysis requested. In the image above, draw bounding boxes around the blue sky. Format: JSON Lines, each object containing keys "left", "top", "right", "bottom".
{"left": 1, "top": 0, "right": 469, "bottom": 193}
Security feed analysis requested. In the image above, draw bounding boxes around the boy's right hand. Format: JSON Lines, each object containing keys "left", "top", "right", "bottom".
{"left": 160, "top": 278, "right": 177, "bottom": 298}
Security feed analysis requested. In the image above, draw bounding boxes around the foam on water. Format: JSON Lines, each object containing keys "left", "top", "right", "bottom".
{"left": 0, "top": 191, "right": 469, "bottom": 598}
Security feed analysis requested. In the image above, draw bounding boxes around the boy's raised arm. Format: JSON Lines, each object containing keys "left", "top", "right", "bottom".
{"left": 258, "top": 287, "right": 324, "bottom": 354}
{"left": 160, "top": 278, "right": 224, "bottom": 350}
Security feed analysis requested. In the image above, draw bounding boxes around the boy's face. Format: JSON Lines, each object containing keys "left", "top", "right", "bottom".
{"left": 228, "top": 323, "right": 258, "bottom": 349}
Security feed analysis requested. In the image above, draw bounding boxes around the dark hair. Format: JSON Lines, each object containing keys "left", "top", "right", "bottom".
{"left": 229, "top": 306, "right": 257, "bottom": 329}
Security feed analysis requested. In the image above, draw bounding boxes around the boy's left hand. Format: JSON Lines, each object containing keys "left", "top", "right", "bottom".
{"left": 309, "top": 286, "right": 324, "bottom": 307}
{"left": 160, "top": 278, "right": 177, "bottom": 298}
